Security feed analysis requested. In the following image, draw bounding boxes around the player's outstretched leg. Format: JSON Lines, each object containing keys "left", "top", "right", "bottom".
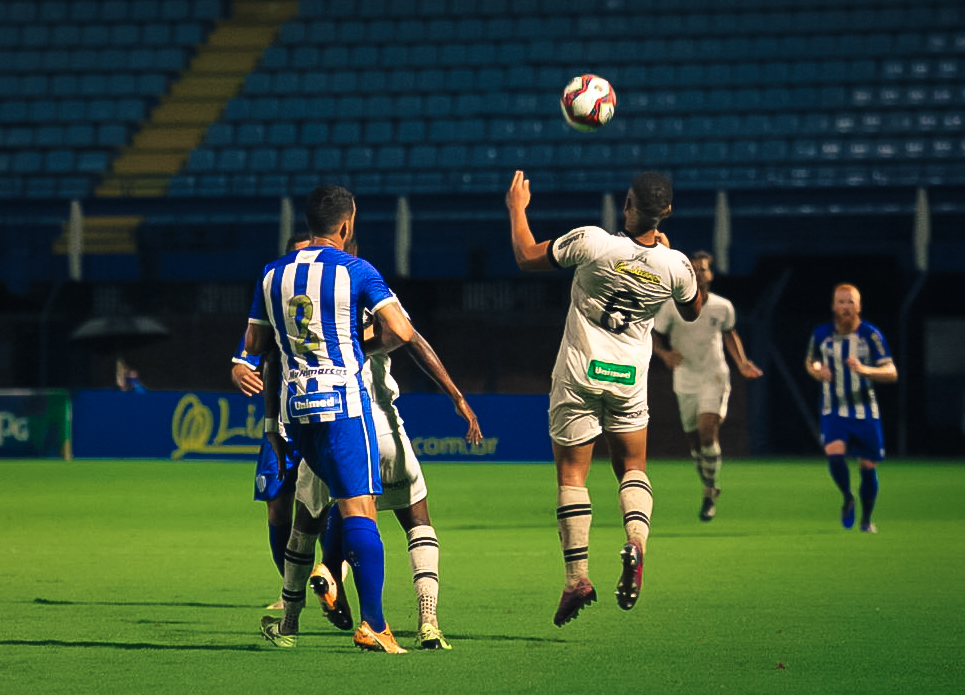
{"left": 828, "top": 455, "right": 855, "bottom": 529}
{"left": 616, "top": 470, "right": 651, "bottom": 610}
{"left": 554, "top": 485, "right": 594, "bottom": 626}
{"left": 859, "top": 465, "right": 879, "bottom": 534}
{"left": 697, "top": 443, "right": 722, "bottom": 521}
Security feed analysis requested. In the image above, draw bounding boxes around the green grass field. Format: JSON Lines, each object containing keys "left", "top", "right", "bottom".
{"left": 2, "top": 458, "right": 964, "bottom": 695}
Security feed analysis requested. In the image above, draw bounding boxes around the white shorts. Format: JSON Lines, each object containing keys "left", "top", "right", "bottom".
{"left": 675, "top": 379, "right": 731, "bottom": 432}
{"left": 548, "top": 377, "right": 650, "bottom": 446}
{"left": 294, "top": 421, "right": 428, "bottom": 518}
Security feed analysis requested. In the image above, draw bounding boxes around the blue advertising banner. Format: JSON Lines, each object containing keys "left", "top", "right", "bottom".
{"left": 70, "top": 390, "right": 553, "bottom": 463}
{"left": 0, "top": 389, "right": 71, "bottom": 458}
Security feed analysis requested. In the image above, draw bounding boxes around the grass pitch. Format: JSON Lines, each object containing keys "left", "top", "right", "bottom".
{"left": 2, "top": 458, "right": 963, "bottom": 695}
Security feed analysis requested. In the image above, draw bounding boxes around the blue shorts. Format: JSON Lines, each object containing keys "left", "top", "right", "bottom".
{"left": 820, "top": 414, "right": 886, "bottom": 462}
{"left": 253, "top": 436, "right": 298, "bottom": 502}
{"left": 287, "top": 413, "right": 381, "bottom": 500}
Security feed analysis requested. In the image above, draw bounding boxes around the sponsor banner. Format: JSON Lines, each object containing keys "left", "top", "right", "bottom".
{"left": 396, "top": 393, "right": 551, "bottom": 462}
{"left": 70, "top": 390, "right": 553, "bottom": 462}
{"left": 0, "top": 389, "right": 71, "bottom": 459}
{"left": 72, "top": 390, "right": 263, "bottom": 460}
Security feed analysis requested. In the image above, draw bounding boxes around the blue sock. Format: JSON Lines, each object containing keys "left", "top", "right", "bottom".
{"left": 322, "top": 504, "right": 345, "bottom": 575}
{"left": 827, "top": 455, "right": 852, "bottom": 502}
{"left": 268, "top": 522, "right": 291, "bottom": 578}
{"left": 343, "top": 516, "right": 386, "bottom": 632}
{"left": 859, "top": 467, "right": 879, "bottom": 525}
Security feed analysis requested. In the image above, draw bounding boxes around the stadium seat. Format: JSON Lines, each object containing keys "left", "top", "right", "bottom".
{"left": 249, "top": 148, "right": 278, "bottom": 172}
{"left": 217, "top": 149, "right": 247, "bottom": 172}
{"left": 236, "top": 124, "right": 266, "bottom": 146}
{"left": 280, "top": 147, "right": 309, "bottom": 171}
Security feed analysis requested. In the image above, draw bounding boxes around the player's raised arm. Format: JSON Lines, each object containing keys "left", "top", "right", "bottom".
{"left": 506, "top": 170, "right": 554, "bottom": 271}
{"left": 364, "top": 301, "right": 416, "bottom": 355}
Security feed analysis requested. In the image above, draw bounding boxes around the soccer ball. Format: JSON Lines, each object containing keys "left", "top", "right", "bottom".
{"left": 560, "top": 74, "right": 617, "bottom": 132}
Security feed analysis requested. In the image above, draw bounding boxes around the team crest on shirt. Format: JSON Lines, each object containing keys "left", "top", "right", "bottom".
{"left": 614, "top": 261, "right": 661, "bottom": 285}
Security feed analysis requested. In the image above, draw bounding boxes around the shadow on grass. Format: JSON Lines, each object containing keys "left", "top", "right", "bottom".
{"left": 31, "top": 598, "right": 258, "bottom": 609}
{"left": 0, "top": 639, "right": 263, "bottom": 651}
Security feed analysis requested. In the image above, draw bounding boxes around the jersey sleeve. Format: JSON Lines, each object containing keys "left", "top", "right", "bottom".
{"left": 231, "top": 333, "right": 260, "bottom": 369}
{"left": 247, "top": 273, "right": 271, "bottom": 326}
{"left": 722, "top": 298, "right": 737, "bottom": 332}
{"left": 868, "top": 325, "right": 893, "bottom": 363}
{"left": 805, "top": 330, "right": 820, "bottom": 365}
{"left": 354, "top": 257, "right": 397, "bottom": 313}
{"left": 671, "top": 252, "right": 699, "bottom": 305}
{"left": 549, "top": 226, "right": 606, "bottom": 269}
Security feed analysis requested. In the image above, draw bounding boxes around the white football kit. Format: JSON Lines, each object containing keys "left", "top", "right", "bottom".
{"left": 296, "top": 308, "right": 428, "bottom": 517}
{"left": 653, "top": 292, "right": 736, "bottom": 431}
{"left": 547, "top": 225, "right": 698, "bottom": 446}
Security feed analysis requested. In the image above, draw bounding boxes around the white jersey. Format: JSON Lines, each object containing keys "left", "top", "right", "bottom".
{"left": 653, "top": 292, "right": 736, "bottom": 394}
{"left": 549, "top": 225, "right": 698, "bottom": 393}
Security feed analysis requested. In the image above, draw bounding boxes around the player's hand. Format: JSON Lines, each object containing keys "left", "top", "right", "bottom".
{"left": 810, "top": 361, "right": 832, "bottom": 382}
{"left": 232, "top": 363, "right": 263, "bottom": 396}
{"left": 845, "top": 356, "right": 867, "bottom": 376}
{"left": 265, "top": 431, "right": 288, "bottom": 480}
{"left": 506, "top": 170, "right": 531, "bottom": 211}
{"left": 740, "top": 360, "right": 763, "bottom": 379}
{"left": 654, "top": 231, "right": 670, "bottom": 248}
{"left": 453, "top": 396, "right": 483, "bottom": 446}
{"left": 660, "top": 349, "right": 683, "bottom": 370}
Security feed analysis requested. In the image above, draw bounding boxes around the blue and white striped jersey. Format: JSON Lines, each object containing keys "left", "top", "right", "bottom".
{"left": 806, "top": 321, "right": 893, "bottom": 420}
{"left": 248, "top": 246, "right": 397, "bottom": 425}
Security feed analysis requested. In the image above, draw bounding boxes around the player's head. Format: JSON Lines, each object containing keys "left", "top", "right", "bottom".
{"left": 691, "top": 250, "right": 714, "bottom": 289}
{"left": 832, "top": 283, "right": 862, "bottom": 320}
{"left": 624, "top": 172, "right": 673, "bottom": 234}
{"left": 305, "top": 185, "right": 356, "bottom": 247}
{"left": 285, "top": 230, "right": 312, "bottom": 253}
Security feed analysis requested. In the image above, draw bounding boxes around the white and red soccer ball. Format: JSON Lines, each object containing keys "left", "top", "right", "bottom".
{"left": 560, "top": 74, "right": 617, "bottom": 132}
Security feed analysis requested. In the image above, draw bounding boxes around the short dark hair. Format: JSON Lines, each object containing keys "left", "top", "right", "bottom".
{"left": 304, "top": 185, "right": 354, "bottom": 238}
{"left": 631, "top": 172, "right": 673, "bottom": 230}
{"left": 691, "top": 250, "right": 713, "bottom": 266}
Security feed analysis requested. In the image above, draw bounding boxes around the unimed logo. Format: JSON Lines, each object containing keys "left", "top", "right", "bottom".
{"left": 0, "top": 411, "right": 29, "bottom": 446}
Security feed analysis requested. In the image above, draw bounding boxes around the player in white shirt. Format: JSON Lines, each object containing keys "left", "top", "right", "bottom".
{"left": 295, "top": 303, "right": 482, "bottom": 650}
{"left": 506, "top": 170, "right": 701, "bottom": 627}
{"left": 652, "top": 251, "right": 763, "bottom": 522}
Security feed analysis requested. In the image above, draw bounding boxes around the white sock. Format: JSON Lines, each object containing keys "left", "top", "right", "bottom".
{"left": 407, "top": 525, "right": 440, "bottom": 627}
{"left": 619, "top": 470, "right": 653, "bottom": 551}
{"left": 698, "top": 442, "right": 722, "bottom": 493}
{"left": 557, "top": 485, "right": 592, "bottom": 588}
{"left": 281, "top": 527, "right": 314, "bottom": 633}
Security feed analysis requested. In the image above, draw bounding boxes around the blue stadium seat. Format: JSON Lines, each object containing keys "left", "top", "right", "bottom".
{"left": 59, "top": 176, "right": 91, "bottom": 198}
{"left": 196, "top": 174, "right": 227, "bottom": 196}
{"left": 101, "top": 0, "right": 130, "bottom": 22}
{"left": 376, "top": 146, "right": 406, "bottom": 169}
{"left": 397, "top": 121, "right": 426, "bottom": 143}
{"left": 71, "top": 1, "right": 99, "bottom": 23}
{"left": 365, "top": 121, "right": 394, "bottom": 144}
{"left": 5, "top": 126, "right": 33, "bottom": 147}
{"left": 280, "top": 147, "right": 309, "bottom": 171}
{"left": 35, "top": 125, "right": 64, "bottom": 146}
{"left": 142, "top": 23, "right": 171, "bottom": 45}
{"left": 205, "top": 123, "right": 233, "bottom": 147}
{"left": 291, "top": 46, "right": 320, "bottom": 69}
{"left": 77, "top": 151, "right": 108, "bottom": 172}
{"left": 224, "top": 97, "right": 251, "bottom": 121}
{"left": 65, "top": 124, "right": 94, "bottom": 147}
{"left": 345, "top": 147, "right": 374, "bottom": 170}
{"left": 259, "top": 174, "right": 289, "bottom": 197}
{"left": 313, "top": 147, "right": 342, "bottom": 170}
{"left": 51, "top": 25, "right": 80, "bottom": 46}
{"left": 13, "top": 151, "right": 43, "bottom": 173}
{"left": 217, "top": 149, "right": 247, "bottom": 172}
{"left": 97, "top": 123, "right": 127, "bottom": 147}
{"left": 332, "top": 122, "right": 361, "bottom": 145}
{"left": 160, "top": 0, "right": 190, "bottom": 22}
{"left": 249, "top": 148, "right": 278, "bottom": 172}
{"left": 187, "top": 148, "right": 215, "bottom": 172}
{"left": 409, "top": 145, "right": 437, "bottom": 168}
{"left": 251, "top": 98, "right": 281, "bottom": 120}
{"left": 244, "top": 72, "right": 270, "bottom": 95}
{"left": 267, "top": 122, "right": 297, "bottom": 146}
{"left": 236, "top": 123, "right": 265, "bottom": 146}
{"left": 300, "top": 122, "right": 329, "bottom": 145}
